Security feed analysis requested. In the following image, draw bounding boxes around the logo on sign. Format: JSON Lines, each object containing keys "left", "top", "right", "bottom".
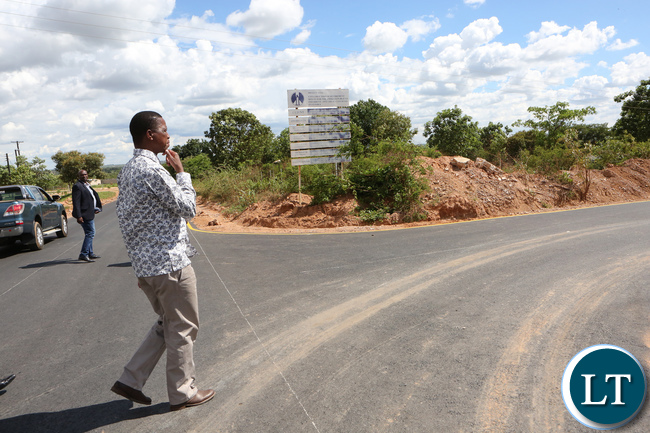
{"left": 562, "top": 344, "right": 646, "bottom": 430}
{"left": 290, "top": 92, "right": 305, "bottom": 106}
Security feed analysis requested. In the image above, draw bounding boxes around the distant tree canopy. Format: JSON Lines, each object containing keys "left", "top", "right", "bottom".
{"left": 347, "top": 99, "right": 416, "bottom": 157}
{"left": 181, "top": 153, "right": 213, "bottom": 179}
{"left": 423, "top": 106, "right": 481, "bottom": 158}
{"left": 270, "top": 127, "right": 291, "bottom": 162}
{"left": 172, "top": 138, "right": 211, "bottom": 159}
{"left": 480, "top": 122, "right": 511, "bottom": 164}
{"left": 204, "top": 108, "right": 276, "bottom": 169}
{"left": 162, "top": 78, "right": 650, "bottom": 183}
{"left": 512, "top": 101, "right": 597, "bottom": 148}
{"left": 0, "top": 155, "right": 59, "bottom": 189}
{"left": 51, "top": 150, "right": 105, "bottom": 185}
{"left": 614, "top": 79, "right": 650, "bottom": 142}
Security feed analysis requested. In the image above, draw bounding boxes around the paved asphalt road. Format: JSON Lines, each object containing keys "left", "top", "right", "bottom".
{"left": 0, "top": 200, "right": 649, "bottom": 432}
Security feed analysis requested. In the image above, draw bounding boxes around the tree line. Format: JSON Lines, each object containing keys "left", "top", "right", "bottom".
{"left": 173, "top": 78, "right": 650, "bottom": 178}
{"left": 173, "top": 77, "right": 650, "bottom": 221}
{"left": 3, "top": 78, "right": 649, "bottom": 219}
{"left": 1, "top": 150, "right": 106, "bottom": 190}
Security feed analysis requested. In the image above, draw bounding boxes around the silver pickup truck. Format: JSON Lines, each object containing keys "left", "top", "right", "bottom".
{"left": 0, "top": 185, "right": 69, "bottom": 250}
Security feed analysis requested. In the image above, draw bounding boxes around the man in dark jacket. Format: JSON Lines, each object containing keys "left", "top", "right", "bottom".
{"left": 72, "top": 169, "right": 102, "bottom": 262}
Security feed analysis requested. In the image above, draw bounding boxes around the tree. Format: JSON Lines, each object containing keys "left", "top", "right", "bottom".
{"left": 172, "top": 138, "right": 212, "bottom": 159}
{"left": 613, "top": 79, "right": 650, "bottom": 142}
{"left": 505, "top": 130, "right": 540, "bottom": 158}
{"left": 269, "top": 127, "right": 291, "bottom": 162}
{"left": 348, "top": 99, "right": 389, "bottom": 157}
{"left": 512, "top": 102, "right": 597, "bottom": 148}
{"left": 479, "top": 122, "right": 511, "bottom": 165}
{"left": 423, "top": 106, "right": 481, "bottom": 158}
{"left": 0, "top": 155, "right": 59, "bottom": 189}
{"left": 574, "top": 123, "right": 612, "bottom": 145}
{"left": 182, "top": 153, "right": 213, "bottom": 179}
{"left": 347, "top": 99, "right": 416, "bottom": 157}
{"left": 51, "top": 150, "right": 105, "bottom": 185}
{"left": 374, "top": 110, "right": 417, "bottom": 144}
{"left": 204, "top": 108, "right": 275, "bottom": 168}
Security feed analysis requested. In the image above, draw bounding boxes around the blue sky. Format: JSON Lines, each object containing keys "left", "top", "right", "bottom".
{"left": 0, "top": 0, "right": 649, "bottom": 167}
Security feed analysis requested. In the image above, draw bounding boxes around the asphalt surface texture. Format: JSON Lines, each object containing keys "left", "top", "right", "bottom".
{"left": 1, "top": 200, "right": 649, "bottom": 432}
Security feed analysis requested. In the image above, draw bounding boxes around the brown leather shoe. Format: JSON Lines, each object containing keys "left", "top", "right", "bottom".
{"left": 169, "top": 389, "right": 215, "bottom": 411}
{"left": 111, "top": 381, "right": 152, "bottom": 405}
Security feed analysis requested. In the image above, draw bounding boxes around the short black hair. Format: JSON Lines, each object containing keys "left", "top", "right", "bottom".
{"left": 129, "top": 111, "right": 162, "bottom": 145}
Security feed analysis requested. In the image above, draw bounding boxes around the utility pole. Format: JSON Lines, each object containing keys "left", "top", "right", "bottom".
{"left": 5, "top": 153, "right": 10, "bottom": 175}
{"left": 11, "top": 141, "right": 23, "bottom": 156}
{"left": 9, "top": 141, "right": 23, "bottom": 166}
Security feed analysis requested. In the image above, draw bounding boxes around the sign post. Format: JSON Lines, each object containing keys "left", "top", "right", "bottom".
{"left": 287, "top": 89, "right": 351, "bottom": 202}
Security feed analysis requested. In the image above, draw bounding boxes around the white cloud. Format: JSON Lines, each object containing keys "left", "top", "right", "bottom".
{"left": 291, "top": 30, "right": 311, "bottom": 45}
{"left": 607, "top": 38, "right": 639, "bottom": 51}
{"left": 423, "top": 17, "right": 503, "bottom": 62}
{"left": 291, "top": 20, "right": 315, "bottom": 45}
{"left": 459, "top": 17, "right": 502, "bottom": 49}
{"left": 363, "top": 21, "right": 409, "bottom": 53}
{"left": 401, "top": 18, "right": 441, "bottom": 42}
{"left": 524, "top": 22, "right": 615, "bottom": 61}
{"left": 0, "top": 122, "right": 27, "bottom": 143}
{"left": 464, "top": 0, "right": 486, "bottom": 7}
{"left": 226, "top": 0, "right": 304, "bottom": 38}
{"left": 363, "top": 16, "right": 441, "bottom": 53}
{"left": 610, "top": 52, "right": 650, "bottom": 86}
{"left": 526, "top": 21, "right": 571, "bottom": 43}
{"left": 0, "top": 2, "right": 644, "bottom": 167}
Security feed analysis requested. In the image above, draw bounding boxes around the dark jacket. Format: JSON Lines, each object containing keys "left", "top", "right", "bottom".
{"left": 72, "top": 181, "right": 102, "bottom": 221}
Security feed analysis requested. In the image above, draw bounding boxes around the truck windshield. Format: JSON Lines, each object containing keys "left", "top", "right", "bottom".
{"left": 0, "top": 187, "right": 24, "bottom": 202}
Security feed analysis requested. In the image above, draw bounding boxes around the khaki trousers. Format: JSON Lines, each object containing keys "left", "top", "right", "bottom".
{"left": 118, "top": 265, "right": 199, "bottom": 405}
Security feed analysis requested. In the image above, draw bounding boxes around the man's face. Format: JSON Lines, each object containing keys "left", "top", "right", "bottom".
{"left": 79, "top": 170, "right": 88, "bottom": 182}
{"left": 148, "top": 118, "right": 170, "bottom": 154}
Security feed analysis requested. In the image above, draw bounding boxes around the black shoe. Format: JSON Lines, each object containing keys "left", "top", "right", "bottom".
{"left": 111, "top": 381, "right": 152, "bottom": 405}
{"left": 89, "top": 254, "right": 101, "bottom": 259}
{"left": 78, "top": 255, "right": 95, "bottom": 262}
{"left": 0, "top": 374, "right": 15, "bottom": 390}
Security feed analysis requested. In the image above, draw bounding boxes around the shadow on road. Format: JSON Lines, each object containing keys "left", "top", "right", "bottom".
{"left": 20, "top": 259, "right": 88, "bottom": 268}
{"left": 19, "top": 260, "right": 132, "bottom": 269}
{"left": 0, "top": 400, "right": 168, "bottom": 433}
{"left": 107, "top": 262, "right": 132, "bottom": 268}
{"left": 0, "top": 239, "right": 58, "bottom": 259}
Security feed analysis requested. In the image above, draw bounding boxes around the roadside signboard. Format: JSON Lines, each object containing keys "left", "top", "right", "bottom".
{"left": 287, "top": 89, "right": 350, "bottom": 109}
{"left": 287, "top": 89, "right": 351, "bottom": 167}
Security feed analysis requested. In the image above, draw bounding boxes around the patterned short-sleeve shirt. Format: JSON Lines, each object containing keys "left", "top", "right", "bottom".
{"left": 117, "top": 148, "right": 197, "bottom": 278}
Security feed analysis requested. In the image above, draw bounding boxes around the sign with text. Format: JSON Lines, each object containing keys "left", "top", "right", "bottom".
{"left": 287, "top": 89, "right": 349, "bottom": 108}
{"left": 287, "top": 89, "right": 351, "bottom": 166}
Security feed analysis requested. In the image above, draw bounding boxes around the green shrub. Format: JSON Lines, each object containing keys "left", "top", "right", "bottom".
{"left": 590, "top": 135, "right": 650, "bottom": 169}
{"left": 306, "top": 173, "right": 346, "bottom": 205}
{"left": 521, "top": 146, "right": 575, "bottom": 175}
{"left": 194, "top": 163, "right": 295, "bottom": 213}
{"left": 346, "top": 141, "right": 428, "bottom": 221}
{"left": 557, "top": 171, "right": 573, "bottom": 185}
{"left": 183, "top": 154, "right": 213, "bottom": 179}
{"left": 358, "top": 207, "right": 389, "bottom": 223}
{"left": 424, "top": 147, "right": 442, "bottom": 159}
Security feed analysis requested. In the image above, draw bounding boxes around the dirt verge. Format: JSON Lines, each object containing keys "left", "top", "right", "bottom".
{"left": 192, "top": 157, "right": 650, "bottom": 234}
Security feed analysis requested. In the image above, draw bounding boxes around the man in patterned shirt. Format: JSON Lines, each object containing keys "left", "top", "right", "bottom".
{"left": 110, "top": 111, "right": 214, "bottom": 411}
